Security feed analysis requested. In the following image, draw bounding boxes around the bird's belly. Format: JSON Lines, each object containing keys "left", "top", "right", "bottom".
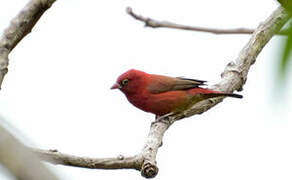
{"left": 127, "top": 91, "right": 191, "bottom": 116}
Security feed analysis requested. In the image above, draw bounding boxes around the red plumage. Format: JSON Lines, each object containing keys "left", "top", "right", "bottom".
{"left": 111, "top": 69, "right": 242, "bottom": 116}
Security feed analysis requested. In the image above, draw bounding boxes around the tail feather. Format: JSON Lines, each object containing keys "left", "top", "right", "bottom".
{"left": 218, "top": 93, "right": 243, "bottom": 98}
{"left": 188, "top": 88, "right": 243, "bottom": 99}
{"left": 206, "top": 93, "right": 243, "bottom": 99}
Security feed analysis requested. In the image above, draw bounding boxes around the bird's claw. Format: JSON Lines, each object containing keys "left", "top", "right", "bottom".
{"left": 155, "top": 112, "right": 174, "bottom": 122}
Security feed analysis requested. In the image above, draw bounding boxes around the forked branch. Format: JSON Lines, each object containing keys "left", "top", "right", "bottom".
{"left": 35, "top": 120, "right": 170, "bottom": 178}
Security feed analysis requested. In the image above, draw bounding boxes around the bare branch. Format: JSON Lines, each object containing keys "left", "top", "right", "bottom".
{"left": 0, "top": 0, "right": 56, "bottom": 89}
{"left": 139, "top": 120, "right": 170, "bottom": 178}
{"left": 0, "top": 122, "right": 59, "bottom": 180}
{"left": 126, "top": 7, "right": 289, "bottom": 36}
{"left": 34, "top": 149, "right": 142, "bottom": 170}
{"left": 170, "top": 6, "right": 291, "bottom": 121}
{"left": 34, "top": 120, "right": 170, "bottom": 178}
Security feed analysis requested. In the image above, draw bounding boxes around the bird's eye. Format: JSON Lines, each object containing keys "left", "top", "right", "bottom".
{"left": 121, "top": 79, "right": 129, "bottom": 86}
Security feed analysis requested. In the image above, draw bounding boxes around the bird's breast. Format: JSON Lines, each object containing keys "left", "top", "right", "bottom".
{"left": 126, "top": 93, "right": 149, "bottom": 112}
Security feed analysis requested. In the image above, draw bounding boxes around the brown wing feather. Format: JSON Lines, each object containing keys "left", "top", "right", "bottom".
{"left": 147, "top": 75, "right": 207, "bottom": 94}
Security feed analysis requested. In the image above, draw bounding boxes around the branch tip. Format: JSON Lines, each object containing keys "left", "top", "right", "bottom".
{"left": 141, "top": 161, "right": 159, "bottom": 178}
{"left": 126, "top": 7, "right": 132, "bottom": 14}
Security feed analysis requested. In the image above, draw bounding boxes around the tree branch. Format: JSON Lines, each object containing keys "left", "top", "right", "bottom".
{"left": 0, "top": 122, "right": 59, "bottom": 180}
{"left": 34, "top": 149, "right": 142, "bottom": 170}
{"left": 126, "top": 7, "right": 290, "bottom": 36}
{"left": 169, "top": 6, "right": 290, "bottom": 121}
{"left": 34, "top": 6, "right": 290, "bottom": 178}
{"left": 0, "top": 0, "right": 56, "bottom": 89}
{"left": 34, "top": 120, "right": 170, "bottom": 178}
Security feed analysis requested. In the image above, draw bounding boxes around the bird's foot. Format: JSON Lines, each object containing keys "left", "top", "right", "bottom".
{"left": 155, "top": 112, "right": 174, "bottom": 122}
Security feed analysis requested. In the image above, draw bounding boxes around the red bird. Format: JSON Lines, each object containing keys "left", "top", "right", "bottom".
{"left": 111, "top": 69, "right": 242, "bottom": 117}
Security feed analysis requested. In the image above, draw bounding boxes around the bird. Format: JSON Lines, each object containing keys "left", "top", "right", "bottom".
{"left": 111, "top": 69, "right": 242, "bottom": 118}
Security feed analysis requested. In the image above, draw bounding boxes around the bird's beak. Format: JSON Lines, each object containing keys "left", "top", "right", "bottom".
{"left": 110, "top": 83, "right": 121, "bottom": 90}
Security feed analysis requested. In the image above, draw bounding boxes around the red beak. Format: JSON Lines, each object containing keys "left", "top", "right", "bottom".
{"left": 111, "top": 83, "right": 121, "bottom": 89}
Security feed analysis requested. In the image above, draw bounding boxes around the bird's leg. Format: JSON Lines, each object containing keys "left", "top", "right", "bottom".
{"left": 155, "top": 112, "right": 175, "bottom": 122}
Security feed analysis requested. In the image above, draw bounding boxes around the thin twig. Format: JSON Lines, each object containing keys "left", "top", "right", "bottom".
{"left": 126, "top": 7, "right": 289, "bottom": 36}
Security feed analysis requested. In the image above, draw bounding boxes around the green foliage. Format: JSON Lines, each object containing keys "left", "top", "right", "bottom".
{"left": 278, "top": 0, "right": 292, "bottom": 12}
{"left": 279, "top": 23, "right": 292, "bottom": 80}
{"left": 277, "top": 0, "right": 292, "bottom": 83}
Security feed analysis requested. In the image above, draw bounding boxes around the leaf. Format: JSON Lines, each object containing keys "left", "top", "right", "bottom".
{"left": 278, "top": 23, "right": 292, "bottom": 80}
{"left": 278, "top": 0, "right": 292, "bottom": 12}
{"left": 277, "top": 0, "right": 292, "bottom": 84}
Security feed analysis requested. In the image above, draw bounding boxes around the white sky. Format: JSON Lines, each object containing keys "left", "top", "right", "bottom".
{"left": 0, "top": 0, "right": 291, "bottom": 180}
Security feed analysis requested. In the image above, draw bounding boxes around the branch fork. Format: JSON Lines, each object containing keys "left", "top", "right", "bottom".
{"left": 35, "top": 120, "right": 171, "bottom": 178}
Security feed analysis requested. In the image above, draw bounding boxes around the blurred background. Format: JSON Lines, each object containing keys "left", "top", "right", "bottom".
{"left": 0, "top": 0, "right": 291, "bottom": 179}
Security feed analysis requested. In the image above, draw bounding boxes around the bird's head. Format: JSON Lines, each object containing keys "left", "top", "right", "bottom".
{"left": 111, "top": 69, "right": 149, "bottom": 95}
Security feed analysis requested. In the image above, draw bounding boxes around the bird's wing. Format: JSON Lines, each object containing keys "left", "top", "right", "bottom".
{"left": 147, "top": 75, "right": 207, "bottom": 94}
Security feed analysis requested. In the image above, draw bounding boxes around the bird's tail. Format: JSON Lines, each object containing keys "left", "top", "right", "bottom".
{"left": 206, "top": 92, "right": 243, "bottom": 99}
{"left": 189, "top": 88, "right": 243, "bottom": 99}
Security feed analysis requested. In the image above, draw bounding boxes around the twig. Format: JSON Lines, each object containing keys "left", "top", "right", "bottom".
{"left": 0, "top": 0, "right": 56, "bottom": 89}
{"left": 35, "top": 6, "right": 290, "bottom": 178}
{"left": 126, "top": 7, "right": 289, "bottom": 36}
